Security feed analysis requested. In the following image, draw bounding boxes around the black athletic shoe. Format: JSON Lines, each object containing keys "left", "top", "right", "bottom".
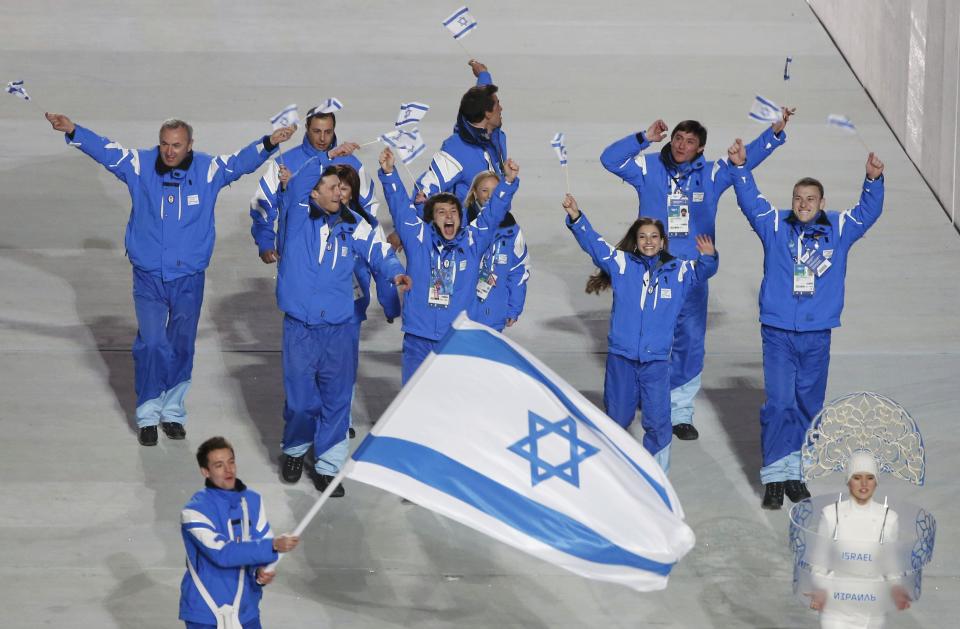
{"left": 672, "top": 423, "right": 700, "bottom": 441}
{"left": 138, "top": 425, "right": 159, "bottom": 446}
{"left": 313, "top": 473, "right": 345, "bottom": 497}
{"left": 762, "top": 482, "right": 785, "bottom": 510}
{"left": 349, "top": 427, "right": 356, "bottom": 439}
{"left": 161, "top": 421, "right": 186, "bottom": 440}
{"left": 281, "top": 454, "right": 304, "bottom": 483}
{"left": 784, "top": 480, "right": 811, "bottom": 503}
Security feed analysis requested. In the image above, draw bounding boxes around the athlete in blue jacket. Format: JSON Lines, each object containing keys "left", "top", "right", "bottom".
{"left": 45, "top": 113, "right": 293, "bottom": 447}
{"left": 728, "top": 139, "right": 885, "bottom": 509}
{"left": 415, "top": 59, "right": 506, "bottom": 204}
{"left": 463, "top": 171, "right": 530, "bottom": 331}
{"left": 274, "top": 161, "right": 409, "bottom": 496}
{"left": 564, "top": 194, "right": 717, "bottom": 471}
{"left": 379, "top": 147, "right": 520, "bottom": 383}
{"left": 600, "top": 111, "right": 792, "bottom": 441}
{"left": 250, "top": 103, "right": 376, "bottom": 263}
{"left": 180, "top": 437, "right": 299, "bottom": 629}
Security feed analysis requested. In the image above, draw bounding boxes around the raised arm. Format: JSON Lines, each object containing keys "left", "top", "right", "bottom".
{"left": 727, "top": 138, "right": 778, "bottom": 242}
{"left": 686, "top": 235, "right": 720, "bottom": 285}
{"left": 599, "top": 120, "right": 664, "bottom": 190}
{"left": 352, "top": 220, "right": 410, "bottom": 297}
{"left": 378, "top": 147, "right": 424, "bottom": 251}
{"left": 563, "top": 195, "right": 624, "bottom": 275}
{"left": 837, "top": 153, "right": 885, "bottom": 243}
{"left": 208, "top": 126, "right": 293, "bottom": 189}
{"left": 48, "top": 114, "right": 142, "bottom": 185}
{"left": 714, "top": 107, "right": 792, "bottom": 191}
{"left": 470, "top": 59, "right": 492, "bottom": 86}
{"left": 473, "top": 159, "right": 520, "bottom": 252}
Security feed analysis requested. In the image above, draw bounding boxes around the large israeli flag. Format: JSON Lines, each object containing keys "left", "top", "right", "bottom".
{"left": 344, "top": 315, "right": 695, "bottom": 592}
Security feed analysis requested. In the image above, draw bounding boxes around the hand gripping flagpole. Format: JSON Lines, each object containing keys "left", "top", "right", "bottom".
{"left": 261, "top": 466, "right": 351, "bottom": 574}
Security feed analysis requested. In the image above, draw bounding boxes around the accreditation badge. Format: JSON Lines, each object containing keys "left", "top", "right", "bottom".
{"left": 667, "top": 192, "right": 690, "bottom": 236}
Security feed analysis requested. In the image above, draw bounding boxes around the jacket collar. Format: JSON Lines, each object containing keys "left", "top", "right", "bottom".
{"left": 310, "top": 202, "right": 358, "bottom": 225}
{"left": 785, "top": 210, "right": 831, "bottom": 231}
{"left": 301, "top": 133, "right": 338, "bottom": 157}
{"left": 627, "top": 249, "right": 676, "bottom": 269}
{"left": 155, "top": 150, "right": 194, "bottom": 176}
{"left": 658, "top": 145, "right": 704, "bottom": 176}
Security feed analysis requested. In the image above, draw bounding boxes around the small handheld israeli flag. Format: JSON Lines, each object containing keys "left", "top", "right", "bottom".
{"left": 381, "top": 127, "right": 427, "bottom": 164}
{"left": 748, "top": 94, "right": 782, "bottom": 123}
{"left": 306, "top": 98, "right": 343, "bottom": 118}
{"left": 551, "top": 132, "right": 568, "bottom": 166}
{"left": 783, "top": 57, "right": 793, "bottom": 81}
{"left": 270, "top": 104, "right": 299, "bottom": 130}
{"left": 443, "top": 6, "right": 478, "bottom": 40}
{"left": 827, "top": 114, "right": 856, "bottom": 132}
{"left": 5, "top": 80, "right": 30, "bottom": 101}
{"left": 396, "top": 102, "right": 430, "bottom": 128}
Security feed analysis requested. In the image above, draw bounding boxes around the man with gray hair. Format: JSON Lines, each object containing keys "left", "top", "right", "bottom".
{"left": 45, "top": 112, "right": 295, "bottom": 446}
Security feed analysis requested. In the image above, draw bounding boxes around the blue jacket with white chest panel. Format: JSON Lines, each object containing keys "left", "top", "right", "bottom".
{"left": 276, "top": 160, "right": 404, "bottom": 325}
{"left": 66, "top": 125, "right": 277, "bottom": 280}
{"left": 567, "top": 211, "right": 718, "bottom": 362}
{"left": 731, "top": 166, "right": 883, "bottom": 331}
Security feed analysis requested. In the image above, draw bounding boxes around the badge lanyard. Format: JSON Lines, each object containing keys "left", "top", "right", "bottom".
{"left": 667, "top": 175, "right": 691, "bottom": 237}
{"left": 429, "top": 245, "right": 457, "bottom": 308}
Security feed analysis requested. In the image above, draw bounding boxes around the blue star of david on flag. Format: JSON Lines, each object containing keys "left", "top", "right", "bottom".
{"left": 508, "top": 411, "right": 600, "bottom": 488}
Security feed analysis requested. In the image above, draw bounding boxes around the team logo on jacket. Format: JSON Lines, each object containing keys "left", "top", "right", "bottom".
{"left": 187, "top": 194, "right": 200, "bottom": 206}
{"left": 823, "top": 249, "right": 834, "bottom": 259}
{"left": 167, "top": 194, "right": 174, "bottom": 204}
{"left": 692, "top": 192, "right": 704, "bottom": 202}
{"left": 660, "top": 288, "right": 672, "bottom": 299}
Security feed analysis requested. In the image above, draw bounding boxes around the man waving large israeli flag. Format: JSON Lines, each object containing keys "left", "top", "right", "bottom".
{"left": 344, "top": 315, "right": 695, "bottom": 591}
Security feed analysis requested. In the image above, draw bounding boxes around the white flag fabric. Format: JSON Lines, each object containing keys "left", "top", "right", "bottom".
{"left": 442, "top": 6, "right": 478, "bottom": 40}
{"left": 306, "top": 98, "right": 343, "bottom": 118}
{"left": 551, "top": 132, "right": 568, "bottom": 166}
{"left": 270, "top": 104, "right": 299, "bottom": 130}
{"left": 827, "top": 114, "right": 856, "bottom": 132}
{"left": 748, "top": 94, "right": 781, "bottom": 123}
{"left": 380, "top": 128, "right": 427, "bottom": 164}
{"left": 396, "top": 102, "right": 430, "bottom": 128}
{"left": 344, "top": 315, "right": 695, "bottom": 592}
{"left": 5, "top": 79, "right": 30, "bottom": 100}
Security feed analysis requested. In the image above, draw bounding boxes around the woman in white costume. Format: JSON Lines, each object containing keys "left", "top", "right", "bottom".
{"left": 807, "top": 450, "right": 911, "bottom": 628}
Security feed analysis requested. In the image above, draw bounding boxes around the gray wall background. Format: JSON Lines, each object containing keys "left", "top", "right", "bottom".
{"left": 810, "top": 0, "right": 960, "bottom": 227}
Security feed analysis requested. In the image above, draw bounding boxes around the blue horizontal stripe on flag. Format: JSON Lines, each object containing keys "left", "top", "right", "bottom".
{"left": 403, "top": 144, "right": 427, "bottom": 163}
{"left": 443, "top": 7, "right": 470, "bottom": 26}
{"left": 454, "top": 23, "right": 477, "bottom": 39}
{"left": 352, "top": 434, "right": 675, "bottom": 576}
{"left": 748, "top": 112, "right": 775, "bottom": 122}
{"left": 754, "top": 95, "right": 778, "bottom": 110}
{"left": 434, "top": 328, "right": 674, "bottom": 511}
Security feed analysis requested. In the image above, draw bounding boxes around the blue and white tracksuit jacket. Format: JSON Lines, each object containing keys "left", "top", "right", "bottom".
{"left": 249, "top": 133, "right": 378, "bottom": 254}
{"left": 600, "top": 126, "right": 785, "bottom": 424}
{"left": 379, "top": 168, "right": 518, "bottom": 382}
{"left": 732, "top": 166, "right": 884, "bottom": 481}
{"left": 415, "top": 71, "right": 507, "bottom": 203}
{"left": 65, "top": 125, "right": 277, "bottom": 426}
{"left": 567, "top": 211, "right": 717, "bottom": 466}
{"left": 465, "top": 205, "right": 530, "bottom": 331}
{"left": 276, "top": 162, "right": 404, "bottom": 469}
{"left": 179, "top": 480, "right": 278, "bottom": 626}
